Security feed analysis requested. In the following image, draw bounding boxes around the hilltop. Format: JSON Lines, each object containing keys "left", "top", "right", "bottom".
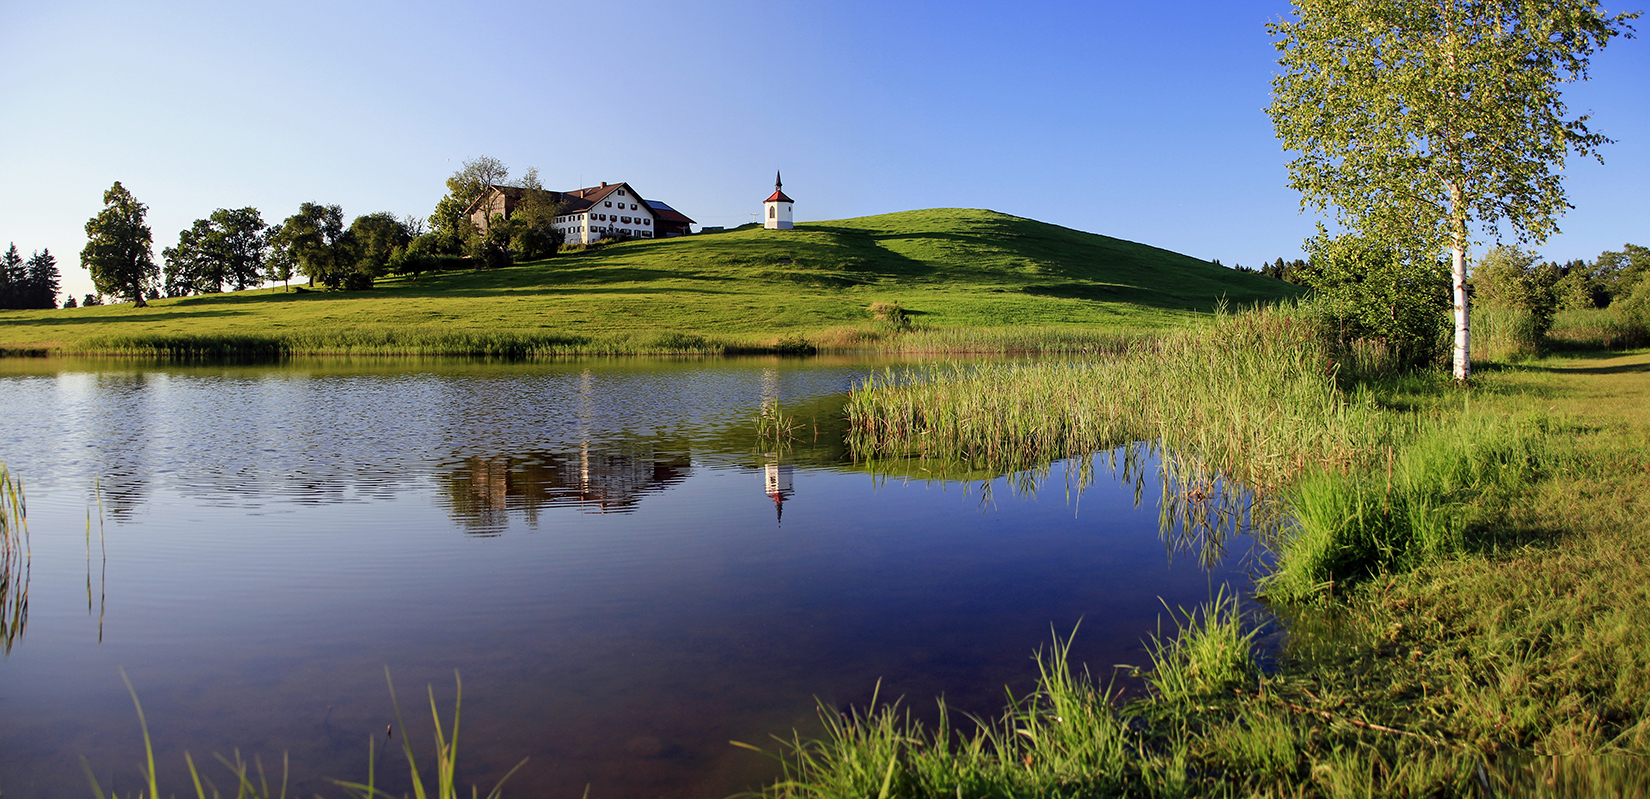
{"left": 0, "top": 208, "right": 1302, "bottom": 356}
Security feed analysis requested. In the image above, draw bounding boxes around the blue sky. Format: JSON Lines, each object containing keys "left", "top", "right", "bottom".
{"left": 2, "top": 0, "right": 1645, "bottom": 301}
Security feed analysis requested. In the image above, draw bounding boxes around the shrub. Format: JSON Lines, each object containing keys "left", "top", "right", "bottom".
{"left": 1473, "top": 244, "right": 1559, "bottom": 345}
{"left": 1299, "top": 232, "right": 1451, "bottom": 370}
{"left": 868, "top": 301, "right": 912, "bottom": 330}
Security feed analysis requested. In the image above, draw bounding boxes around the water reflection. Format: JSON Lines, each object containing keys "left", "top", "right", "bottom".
{"left": 443, "top": 443, "right": 694, "bottom": 534}
{"left": 764, "top": 455, "right": 794, "bottom": 524}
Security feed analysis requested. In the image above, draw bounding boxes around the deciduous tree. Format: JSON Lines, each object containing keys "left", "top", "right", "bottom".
{"left": 1267, "top": 0, "right": 1636, "bottom": 379}
{"left": 429, "top": 156, "right": 510, "bottom": 254}
{"left": 79, "top": 182, "right": 158, "bottom": 307}
{"left": 272, "top": 203, "right": 353, "bottom": 289}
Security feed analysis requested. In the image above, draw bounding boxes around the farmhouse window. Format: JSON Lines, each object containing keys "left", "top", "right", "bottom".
{"left": 605, "top": 201, "right": 612, "bottom": 207}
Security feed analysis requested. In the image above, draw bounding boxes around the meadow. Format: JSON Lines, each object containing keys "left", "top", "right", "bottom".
{"left": 0, "top": 209, "right": 1296, "bottom": 357}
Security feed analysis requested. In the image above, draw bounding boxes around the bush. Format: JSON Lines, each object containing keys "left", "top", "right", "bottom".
{"left": 1473, "top": 244, "right": 1558, "bottom": 341}
{"left": 341, "top": 270, "right": 373, "bottom": 291}
{"left": 868, "top": 301, "right": 912, "bottom": 330}
{"left": 1299, "top": 232, "right": 1451, "bottom": 370}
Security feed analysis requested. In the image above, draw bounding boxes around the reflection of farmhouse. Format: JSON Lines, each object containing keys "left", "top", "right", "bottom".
{"left": 444, "top": 442, "right": 692, "bottom": 533}
{"left": 466, "top": 181, "right": 696, "bottom": 243}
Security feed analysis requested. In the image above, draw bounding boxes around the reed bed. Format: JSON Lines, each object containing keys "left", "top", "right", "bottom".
{"left": 73, "top": 329, "right": 733, "bottom": 358}
{"left": 846, "top": 306, "right": 1402, "bottom": 496}
{"left": 1547, "top": 306, "right": 1650, "bottom": 350}
{"left": 68, "top": 325, "right": 1153, "bottom": 360}
{"left": 850, "top": 325, "right": 1152, "bottom": 355}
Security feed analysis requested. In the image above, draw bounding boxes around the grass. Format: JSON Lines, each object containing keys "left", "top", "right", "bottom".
{"left": 0, "top": 209, "right": 1298, "bottom": 357}
{"left": 752, "top": 307, "right": 1650, "bottom": 796}
{"left": 82, "top": 670, "right": 522, "bottom": 799}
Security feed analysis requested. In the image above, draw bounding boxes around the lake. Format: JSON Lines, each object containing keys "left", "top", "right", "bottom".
{"left": 0, "top": 355, "right": 1261, "bottom": 798}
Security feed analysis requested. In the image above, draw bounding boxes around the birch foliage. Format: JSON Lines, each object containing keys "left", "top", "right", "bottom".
{"left": 1266, "top": 0, "right": 1636, "bottom": 378}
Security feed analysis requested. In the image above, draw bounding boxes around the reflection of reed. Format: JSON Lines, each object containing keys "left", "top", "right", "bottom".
{"left": 1, "top": 466, "right": 30, "bottom": 655}
{"left": 854, "top": 440, "right": 1286, "bottom": 569}
{"left": 88, "top": 478, "right": 107, "bottom": 644}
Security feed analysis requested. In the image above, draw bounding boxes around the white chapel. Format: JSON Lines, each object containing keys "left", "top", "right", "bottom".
{"left": 763, "top": 172, "right": 794, "bottom": 230}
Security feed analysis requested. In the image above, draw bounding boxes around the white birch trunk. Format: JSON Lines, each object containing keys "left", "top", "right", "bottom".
{"left": 1451, "top": 241, "right": 1469, "bottom": 380}
{"left": 1448, "top": 182, "right": 1470, "bottom": 381}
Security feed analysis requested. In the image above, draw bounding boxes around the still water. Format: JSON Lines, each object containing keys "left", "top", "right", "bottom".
{"left": 0, "top": 356, "right": 1259, "bottom": 798}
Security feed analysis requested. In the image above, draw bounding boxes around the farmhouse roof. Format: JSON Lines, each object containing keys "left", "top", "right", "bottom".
{"left": 645, "top": 200, "right": 696, "bottom": 225}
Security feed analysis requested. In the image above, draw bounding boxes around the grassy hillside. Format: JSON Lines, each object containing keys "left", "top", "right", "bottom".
{"left": 0, "top": 208, "right": 1301, "bottom": 356}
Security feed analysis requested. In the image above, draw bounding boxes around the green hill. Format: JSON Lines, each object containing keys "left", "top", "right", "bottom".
{"left": 0, "top": 208, "right": 1302, "bottom": 356}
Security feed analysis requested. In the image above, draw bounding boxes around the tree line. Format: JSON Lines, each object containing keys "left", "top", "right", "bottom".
{"left": 70, "top": 156, "right": 568, "bottom": 307}
{"left": 1230, "top": 239, "right": 1650, "bottom": 368}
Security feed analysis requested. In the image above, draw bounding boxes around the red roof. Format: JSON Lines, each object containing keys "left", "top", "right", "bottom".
{"left": 765, "top": 189, "right": 794, "bottom": 203}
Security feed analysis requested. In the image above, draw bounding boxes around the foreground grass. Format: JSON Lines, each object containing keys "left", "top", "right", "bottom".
{"left": 0, "top": 209, "right": 1296, "bottom": 357}
{"left": 757, "top": 311, "right": 1650, "bottom": 796}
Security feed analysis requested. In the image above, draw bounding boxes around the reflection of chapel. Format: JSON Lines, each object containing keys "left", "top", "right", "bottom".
{"left": 764, "top": 458, "right": 794, "bottom": 523}
{"left": 763, "top": 172, "right": 794, "bottom": 230}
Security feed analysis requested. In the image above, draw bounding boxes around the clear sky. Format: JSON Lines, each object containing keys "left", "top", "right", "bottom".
{"left": 2, "top": 0, "right": 1645, "bottom": 302}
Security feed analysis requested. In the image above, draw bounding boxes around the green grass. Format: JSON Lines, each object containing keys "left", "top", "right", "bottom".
{"left": 0, "top": 209, "right": 1299, "bottom": 357}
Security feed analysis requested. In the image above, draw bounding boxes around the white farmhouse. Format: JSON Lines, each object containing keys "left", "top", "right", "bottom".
{"left": 763, "top": 172, "right": 794, "bottom": 230}
{"left": 465, "top": 181, "right": 696, "bottom": 244}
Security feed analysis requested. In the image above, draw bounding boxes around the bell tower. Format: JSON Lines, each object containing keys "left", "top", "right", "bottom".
{"left": 763, "top": 171, "right": 794, "bottom": 230}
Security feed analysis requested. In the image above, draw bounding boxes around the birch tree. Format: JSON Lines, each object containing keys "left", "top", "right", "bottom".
{"left": 1267, "top": 0, "right": 1635, "bottom": 379}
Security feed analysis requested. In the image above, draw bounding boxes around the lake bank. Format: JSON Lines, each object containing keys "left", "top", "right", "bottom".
{"left": 753, "top": 309, "right": 1650, "bottom": 796}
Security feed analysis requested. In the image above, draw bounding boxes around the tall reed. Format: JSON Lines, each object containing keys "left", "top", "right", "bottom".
{"left": 738, "top": 634, "right": 1137, "bottom": 799}
{"left": 0, "top": 464, "right": 28, "bottom": 654}
{"left": 846, "top": 306, "right": 1401, "bottom": 496}
{"left": 82, "top": 670, "right": 522, "bottom": 799}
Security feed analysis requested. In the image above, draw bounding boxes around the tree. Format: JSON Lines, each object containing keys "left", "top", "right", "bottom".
{"left": 1473, "top": 244, "right": 1560, "bottom": 340}
{"left": 1267, "top": 1, "right": 1636, "bottom": 380}
{"left": 428, "top": 156, "right": 510, "bottom": 254}
{"left": 25, "top": 249, "right": 60, "bottom": 309}
{"left": 272, "top": 203, "right": 354, "bottom": 289}
{"left": 82, "top": 293, "right": 102, "bottom": 307}
{"left": 507, "top": 190, "right": 563, "bottom": 260}
{"left": 62, "top": 294, "right": 77, "bottom": 308}
{"left": 80, "top": 182, "right": 159, "bottom": 307}
{"left": 1594, "top": 243, "right": 1650, "bottom": 302}
{"left": 347, "top": 212, "right": 414, "bottom": 286}
{"left": 0, "top": 244, "right": 23, "bottom": 309}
